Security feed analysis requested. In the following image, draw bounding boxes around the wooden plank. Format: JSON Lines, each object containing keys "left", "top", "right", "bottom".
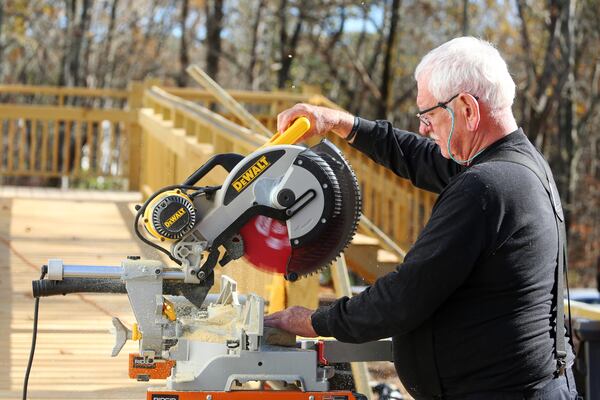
{"left": 18, "top": 120, "right": 26, "bottom": 171}
{"left": 186, "top": 65, "right": 272, "bottom": 137}
{"left": 86, "top": 121, "right": 94, "bottom": 172}
{"left": 0, "top": 84, "right": 129, "bottom": 98}
{"left": 0, "top": 105, "right": 136, "bottom": 123}
{"left": 116, "top": 122, "right": 125, "bottom": 177}
{"left": 0, "top": 119, "right": 4, "bottom": 171}
{"left": 163, "top": 86, "right": 311, "bottom": 104}
{"left": 7, "top": 119, "right": 16, "bottom": 171}
{"left": 62, "top": 120, "right": 72, "bottom": 174}
{"left": 29, "top": 120, "right": 38, "bottom": 171}
{"left": 126, "top": 122, "right": 140, "bottom": 190}
{"left": 96, "top": 121, "right": 104, "bottom": 174}
{"left": 145, "top": 87, "right": 265, "bottom": 149}
{"left": 73, "top": 121, "right": 83, "bottom": 174}
{"left": 0, "top": 170, "right": 72, "bottom": 178}
{"left": 569, "top": 300, "right": 600, "bottom": 320}
{"left": 52, "top": 120, "right": 60, "bottom": 173}
{"left": 40, "top": 121, "right": 49, "bottom": 172}
{"left": 108, "top": 121, "right": 115, "bottom": 176}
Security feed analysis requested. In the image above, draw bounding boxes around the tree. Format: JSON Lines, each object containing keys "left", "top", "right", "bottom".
{"left": 247, "top": 0, "right": 265, "bottom": 89}
{"left": 205, "top": 0, "right": 224, "bottom": 82}
{"left": 177, "top": 0, "right": 190, "bottom": 87}
{"left": 377, "top": 0, "right": 401, "bottom": 119}
{"left": 276, "top": 0, "right": 305, "bottom": 89}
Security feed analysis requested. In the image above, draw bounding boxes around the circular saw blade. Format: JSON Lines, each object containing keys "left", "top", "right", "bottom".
{"left": 239, "top": 215, "right": 291, "bottom": 274}
{"left": 239, "top": 140, "right": 361, "bottom": 279}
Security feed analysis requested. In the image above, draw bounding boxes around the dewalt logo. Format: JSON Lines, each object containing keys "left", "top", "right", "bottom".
{"left": 164, "top": 207, "right": 186, "bottom": 228}
{"left": 232, "top": 155, "right": 270, "bottom": 192}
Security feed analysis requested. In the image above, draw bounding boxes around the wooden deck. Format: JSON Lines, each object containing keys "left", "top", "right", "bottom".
{"left": 0, "top": 187, "right": 150, "bottom": 399}
{"left": 0, "top": 186, "right": 408, "bottom": 400}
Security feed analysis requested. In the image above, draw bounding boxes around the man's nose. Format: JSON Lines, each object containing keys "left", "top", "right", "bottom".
{"left": 419, "top": 121, "right": 431, "bottom": 136}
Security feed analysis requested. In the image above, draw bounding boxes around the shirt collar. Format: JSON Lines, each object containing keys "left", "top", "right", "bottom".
{"left": 469, "top": 128, "right": 526, "bottom": 167}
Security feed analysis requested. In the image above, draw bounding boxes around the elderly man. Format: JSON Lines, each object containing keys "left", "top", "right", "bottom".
{"left": 264, "top": 37, "right": 578, "bottom": 399}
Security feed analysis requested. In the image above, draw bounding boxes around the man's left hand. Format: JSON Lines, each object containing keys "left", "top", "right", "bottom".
{"left": 264, "top": 306, "right": 318, "bottom": 337}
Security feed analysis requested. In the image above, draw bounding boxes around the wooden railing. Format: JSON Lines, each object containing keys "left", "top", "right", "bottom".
{"left": 0, "top": 84, "right": 129, "bottom": 106}
{"left": 0, "top": 84, "right": 138, "bottom": 187}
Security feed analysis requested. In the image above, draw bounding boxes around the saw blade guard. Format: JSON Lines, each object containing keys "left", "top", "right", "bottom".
{"left": 284, "top": 140, "right": 361, "bottom": 279}
{"left": 214, "top": 140, "right": 361, "bottom": 280}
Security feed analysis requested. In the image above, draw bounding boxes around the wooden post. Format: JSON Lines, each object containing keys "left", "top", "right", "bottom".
{"left": 186, "top": 65, "right": 272, "bottom": 137}
{"left": 331, "top": 255, "right": 373, "bottom": 400}
{"left": 127, "top": 81, "right": 145, "bottom": 191}
{"left": 127, "top": 81, "right": 145, "bottom": 109}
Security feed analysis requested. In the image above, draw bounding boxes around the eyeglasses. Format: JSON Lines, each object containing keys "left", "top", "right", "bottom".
{"left": 416, "top": 93, "right": 478, "bottom": 126}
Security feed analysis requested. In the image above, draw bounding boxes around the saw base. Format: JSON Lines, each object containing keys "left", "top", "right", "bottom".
{"left": 146, "top": 389, "right": 365, "bottom": 400}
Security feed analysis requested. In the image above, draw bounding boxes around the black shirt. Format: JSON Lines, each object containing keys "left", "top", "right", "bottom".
{"left": 311, "top": 119, "right": 570, "bottom": 398}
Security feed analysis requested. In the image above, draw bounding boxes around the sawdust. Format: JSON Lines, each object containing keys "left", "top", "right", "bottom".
{"left": 181, "top": 303, "right": 239, "bottom": 343}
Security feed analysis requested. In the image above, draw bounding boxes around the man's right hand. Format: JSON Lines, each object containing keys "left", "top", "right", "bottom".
{"left": 277, "top": 103, "right": 355, "bottom": 141}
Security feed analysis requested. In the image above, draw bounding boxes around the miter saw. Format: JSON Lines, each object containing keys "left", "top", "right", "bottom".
{"left": 133, "top": 117, "right": 361, "bottom": 283}
{"left": 29, "top": 118, "right": 392, "bottom": 400}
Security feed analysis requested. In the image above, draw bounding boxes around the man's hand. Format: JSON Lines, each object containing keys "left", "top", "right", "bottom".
{"left": 277, "top": 103, "right": 355, "bottom": 141}
{"left": 263, "top": 306, "right": 318, "bottom": 338}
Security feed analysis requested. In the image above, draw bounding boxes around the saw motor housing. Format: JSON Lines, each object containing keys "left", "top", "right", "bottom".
{"left": 143, "top": 190, "right": 197, "bottom": 241}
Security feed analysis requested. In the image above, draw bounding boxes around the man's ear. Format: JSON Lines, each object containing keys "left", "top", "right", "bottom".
{"left": 460, "top": 93, "right": 480, "bottom": 131}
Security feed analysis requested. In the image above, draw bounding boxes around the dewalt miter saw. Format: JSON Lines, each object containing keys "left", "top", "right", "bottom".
{"left": 134, "top": 116, "right": 361, "bottom": 285}
{"left": 29, "top": 118, "right": 391, "bottom": 400}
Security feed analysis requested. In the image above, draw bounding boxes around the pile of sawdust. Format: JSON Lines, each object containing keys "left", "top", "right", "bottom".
{"left": 181, "top": 303, "right": 239, "bottom": 343}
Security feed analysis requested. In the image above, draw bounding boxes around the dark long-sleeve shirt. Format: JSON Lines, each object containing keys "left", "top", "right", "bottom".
{"left": 311, "top": 119, "right": 569, "bottom": 398}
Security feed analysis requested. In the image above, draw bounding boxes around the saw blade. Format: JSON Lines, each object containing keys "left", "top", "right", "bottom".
{"left": 239, "top": 215, "right": 291, "bottom": 274}
{"left": 239, "top": 140, "right": 361, "bottom": 279}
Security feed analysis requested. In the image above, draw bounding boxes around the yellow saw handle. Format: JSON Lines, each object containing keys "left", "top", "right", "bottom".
{"left": 259, "top": 117, "right": 310, "bottom": 149}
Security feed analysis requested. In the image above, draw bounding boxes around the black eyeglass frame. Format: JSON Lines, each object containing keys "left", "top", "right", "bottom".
{"left": 416, "top": 93, "right": 479, "bottom": 126}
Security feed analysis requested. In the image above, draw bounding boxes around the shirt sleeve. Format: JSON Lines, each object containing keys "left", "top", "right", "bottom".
{"left": 311, "top": 174, "right": 489, "bottom": 343}
{"left": 349, "top": 118, "right": 463, "bottom": 194}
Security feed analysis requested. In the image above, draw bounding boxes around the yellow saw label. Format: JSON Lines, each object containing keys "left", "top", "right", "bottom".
{"left": 232, "top": 155, "right": 270, "bottom": 192}
{"left": 223, "top": 149, "right": 285, "bottom": 205}
{"left": 163, "top": 207, "right": 186, "bottom": 228}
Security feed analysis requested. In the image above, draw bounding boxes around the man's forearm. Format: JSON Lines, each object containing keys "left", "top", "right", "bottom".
{"left": 349, "top": 118, "right": 461, "bottom": 193}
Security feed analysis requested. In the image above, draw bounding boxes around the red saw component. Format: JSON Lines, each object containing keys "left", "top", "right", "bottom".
{"left": 239, "top": 215, "right": 291, "bottom": 274}
{"left": 239, "top": 141, "right": 361, "bottom": 279}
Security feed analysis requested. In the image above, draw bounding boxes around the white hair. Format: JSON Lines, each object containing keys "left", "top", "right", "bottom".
{"left": 414, "top": 37, "right": 516, "bottom": 113}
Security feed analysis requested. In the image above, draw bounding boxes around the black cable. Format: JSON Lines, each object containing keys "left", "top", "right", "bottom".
{"left": 133, "top": 184, "right": 218, "bottom": 264}
{"left": 134, "top": 209, "right": 179, "bottom": 264}
{"left": 23, "top": 268, "right": 46, "bottom": 400}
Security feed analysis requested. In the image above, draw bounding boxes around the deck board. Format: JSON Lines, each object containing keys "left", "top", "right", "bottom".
{"left": 0, "top": 188, "right": 150, "bottom": 399}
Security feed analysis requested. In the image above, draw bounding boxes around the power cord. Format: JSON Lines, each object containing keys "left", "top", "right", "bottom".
{"left": 22, "top": 266, "right": 47, "bottom": 400}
